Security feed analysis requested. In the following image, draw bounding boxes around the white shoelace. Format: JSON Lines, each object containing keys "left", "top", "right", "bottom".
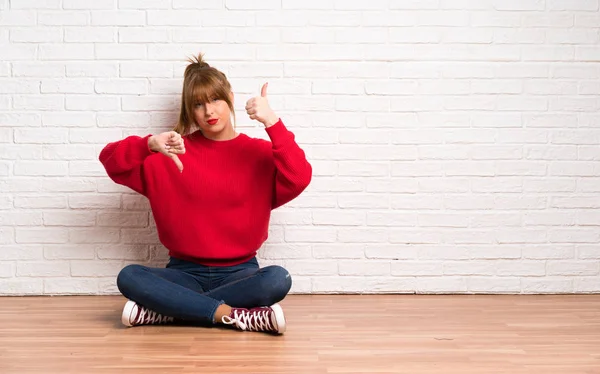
{"left": 222, "top": 309, "right": 273, "bottom": 332}
{"left": 137, "top": 307, "right": 174, "bottom": 325}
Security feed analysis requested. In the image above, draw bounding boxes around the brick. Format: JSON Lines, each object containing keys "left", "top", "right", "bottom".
{"left": 66, "top": 63, "right": 118, "bottom": 77}
{"left": 44, "top": 278, "right": 98, "bottom": 294}
{"left": 416, "top": 277, "right": 468, "bottom": 293}
{"left": 96, "top": 44, "right": 147, "bottom": 60}
{"left": 97, "top": 244, "right": 149, "bottom": 261}
{"left": 0, "top": 178, "right": 42, "bottom": 193}
{"left": 91, "top": 11, "right": 145, "bottom": 25}
{"left": 547, "top": 261, "right": 599, "bottom": 276}
{"left": 69, "top": 194, "right": 121, "bottom": 209}
{"left": 14, "top": 195, "right": 66, "bottom": 209}
{"left": 10, "top": 27, "right": 61, "bottom": 42}
{"left": 313, "top": 244, "right": 364, "bottom": 259}
{"left": 521, "top": 278, "right": 574, "bottom": 294}
{"left": 44, "top": 245, "right": 95, "bottom": 260}
{"left": 0, "top": 279, "right": 43, "bottom": 295}
{"left": 120, "top": 62, "right": 172, "bottom": 78}
{"left": 71, "top": 261, "right": 123, "bottom": 277}
{"left": 0, "top": 245, "right": 42, "bottom": 260}
{"left": 0, "top": 11, "right": 36, "bottom": 26}
{"left": 39, "top": 44, "right": 94, "bottom": 60}
{"left": 390, "top": 230, "right": 442, "bottom": 244}
{"left": 17, "top": 261, "right": 70, "bottom": 277}
{"left": 284, "top": 227, "right": 337, "bottom": 243}
{"left": 549, "top": 229, "right": 600, "bottom": 243}
{"left": 468, "top": 277, "right": 521, "bottom": 293}
{"left": 97, "top": 212, "right": 148, "bottom": 227}
{"left": 43, "top": 212, "right": 96, "bottom": 227}
{"left": 64, "top": 0, "right": 115, "bottom": 9}
{"left": 0, "top": 263, "right": 14, "bottom": 278}
{"left": 525, "top": 146, "right": 577, "bottom": 160}
{"left": 16, "top": 228, "right": 68, "bottom": 243}
{"left": 574, "top": 277, "right": 600, "bottom": 293}
{"left": 0, "top": 112, "right": 41, "bottom": 126}
{"left": 41, "top": 79, "right": 94, "bottom": 94}
{"left": 338, "top": 228, "right": 389, "bottom": 243}
{"left": 43, "top": 178, "right": 96, "bottom": 192}
{"left": 523, "top": 246, "right": 575, "bottom": 260}
{"left": 14, "top": 161, "right": 67, "bottom": 176}
{"left": 13, "top": 62, "right": 65, "bottom": 77}
{"left": 64, "top": 27, "right": 116, "bottom": 42}
{"left": 339, "top": 260, "right": 390, "bottom": 276}
{"left": 285, "top": 260, "right": 337, "bottom": 276}
{"left": 547, "top": 0, "right": 599, "bottom": 11}
{"left": 13, "top": 95, "right": 63, "bottom": 111}
{"left": 66, "top": 96, "right": 119, "bottom": 111}
{"left": 120, "top": 0, "right": 170, "bottom": 8}
{"left": 38, "top": 11, "right": 89, "bottom": 25}
{"left": 43, "top": 145, "right": 96, "bottom": 160}
{"left": 495, "top": 260, "right": 546, "bottom": 276}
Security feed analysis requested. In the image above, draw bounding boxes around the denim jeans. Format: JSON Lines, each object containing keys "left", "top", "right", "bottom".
{"left": 116, "top": 256, "right": 292, "bottom": 324}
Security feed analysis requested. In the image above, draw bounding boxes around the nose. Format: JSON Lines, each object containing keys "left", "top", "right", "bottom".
{"left": 204, "top": 102, "right": 214, "bottom": 114}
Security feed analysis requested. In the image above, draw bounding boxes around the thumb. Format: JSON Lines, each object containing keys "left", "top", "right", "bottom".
{"left": 260, "top": 82, "right": 268, "bottom": 98}
{"left": 169, "top": 154, "right": 183, "bottom": 173}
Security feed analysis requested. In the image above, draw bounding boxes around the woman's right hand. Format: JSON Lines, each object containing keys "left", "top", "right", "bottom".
{"left": 148, "top": 131, "right": 186, "bottom": 172}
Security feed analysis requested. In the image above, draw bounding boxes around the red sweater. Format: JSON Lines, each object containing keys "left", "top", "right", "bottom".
{"left": 99, "top": 119, "right": 312, "bottom": 266}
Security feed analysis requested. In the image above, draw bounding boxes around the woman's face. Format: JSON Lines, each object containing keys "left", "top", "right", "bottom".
{"left": 193, "top": 92, "right": 235, "bottom": 140}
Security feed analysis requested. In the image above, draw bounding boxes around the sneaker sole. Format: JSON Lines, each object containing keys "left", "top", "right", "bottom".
{"left": 121, "top": 300, "right": 137, "bottom": 327}
{"left": 270, "top": 303, "right": 286, "bottom": 334}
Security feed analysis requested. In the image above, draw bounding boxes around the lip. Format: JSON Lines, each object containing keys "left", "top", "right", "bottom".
{"left": 207, "top": 118, "right": 218, "bottom": 125}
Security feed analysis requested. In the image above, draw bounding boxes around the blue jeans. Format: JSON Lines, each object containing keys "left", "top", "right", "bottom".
{"left": 116, "top": 256, "right": 292, "bottom": 324}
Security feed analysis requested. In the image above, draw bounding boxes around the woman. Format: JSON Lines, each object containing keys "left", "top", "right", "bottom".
{"left": 98, "top": 53, "right": 312, "bottom": 335}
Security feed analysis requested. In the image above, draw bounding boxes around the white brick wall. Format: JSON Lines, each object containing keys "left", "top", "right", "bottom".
{"left": 1, "top": 0, "right": 599, "bottom": 295}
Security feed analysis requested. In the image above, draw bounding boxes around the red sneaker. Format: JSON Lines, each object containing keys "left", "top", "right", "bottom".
{"left": 121, "top": 300, "right": 174, "bottom": 327}
{"left": 221, "top": 303, "right": 286, "bottom": 334}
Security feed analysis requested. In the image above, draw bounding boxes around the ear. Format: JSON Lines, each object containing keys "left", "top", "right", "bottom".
{"left": 229, "top": 91, "right": 234, "bottom": 104}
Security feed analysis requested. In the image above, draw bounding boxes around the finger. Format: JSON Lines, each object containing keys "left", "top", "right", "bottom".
{"left": 246, "top": 108, "right": 257, "bottom": 115}
{"left": 165, "top": 138, "right": 179, "bottom": 149}
{"left": 168, "top": 145, "right": 183, "bottom": 153}
{"left": 168, "top": 134, "right": 181, "bottom": 142}
{"left": 167, "top": 138, "right": 184, "bottom": 146}
{"left": 169, "top": 154, "right": 183, "bottom": 172}
{"left": 261, "top": 82, "right": 268, "bottom": 97}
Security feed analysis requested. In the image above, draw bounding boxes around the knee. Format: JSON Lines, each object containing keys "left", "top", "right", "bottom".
{"left": 259, "top": 265, "right": 292, "bottom": 304}
{"left": 116, "top": 264, "right": 144, "bottom": 295}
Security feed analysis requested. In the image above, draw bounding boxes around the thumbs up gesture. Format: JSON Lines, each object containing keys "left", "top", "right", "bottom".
{"left": 245, "top": 82, "right": 279, "bottom": 128}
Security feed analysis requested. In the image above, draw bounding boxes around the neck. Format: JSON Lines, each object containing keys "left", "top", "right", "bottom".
{"left": 204, "top": 124, "right": 237, "bottom": 141}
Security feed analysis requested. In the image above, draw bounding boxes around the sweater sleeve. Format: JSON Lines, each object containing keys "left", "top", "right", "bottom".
{"left": 265, "top": 119, "right": 312, "bottom": 209}
{"left": 98, "top": 134, "right": 154, "bottom": 196}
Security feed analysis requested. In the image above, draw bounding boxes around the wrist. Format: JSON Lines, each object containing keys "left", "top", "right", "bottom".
{"left": 148, "top": 135, "right": 157, "bottom": 153}
{"left": 263, "top": 114, "right": 279, "bottom": 128}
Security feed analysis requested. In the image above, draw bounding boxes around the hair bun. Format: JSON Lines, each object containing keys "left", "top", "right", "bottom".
{"left": 190, "top": 52, "right": 210, "bottom": 68}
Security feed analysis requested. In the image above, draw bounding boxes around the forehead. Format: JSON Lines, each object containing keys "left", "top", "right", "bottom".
{"left": 192, "top": 82, "right": 230, "bottom": 104}
{"left": 192, "top": 83, "right": 217, "bottom": 102}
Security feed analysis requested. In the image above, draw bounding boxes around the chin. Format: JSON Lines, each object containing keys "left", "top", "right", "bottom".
{"left": 201, "top": 124, "right": 223, "bottom": 133}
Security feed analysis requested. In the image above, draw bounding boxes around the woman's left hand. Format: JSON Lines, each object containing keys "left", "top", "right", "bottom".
{"left": 245, "top": 82, "right": 279, "bottom": 128}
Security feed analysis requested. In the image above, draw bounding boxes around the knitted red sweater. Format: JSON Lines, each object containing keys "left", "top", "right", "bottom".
{"left": 99, "top": 119, "right": 312, "bottom": 266}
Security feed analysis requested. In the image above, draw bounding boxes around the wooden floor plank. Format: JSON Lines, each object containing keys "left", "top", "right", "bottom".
{"left": 0, "top": 295, "right": 599, "bottom": 373}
